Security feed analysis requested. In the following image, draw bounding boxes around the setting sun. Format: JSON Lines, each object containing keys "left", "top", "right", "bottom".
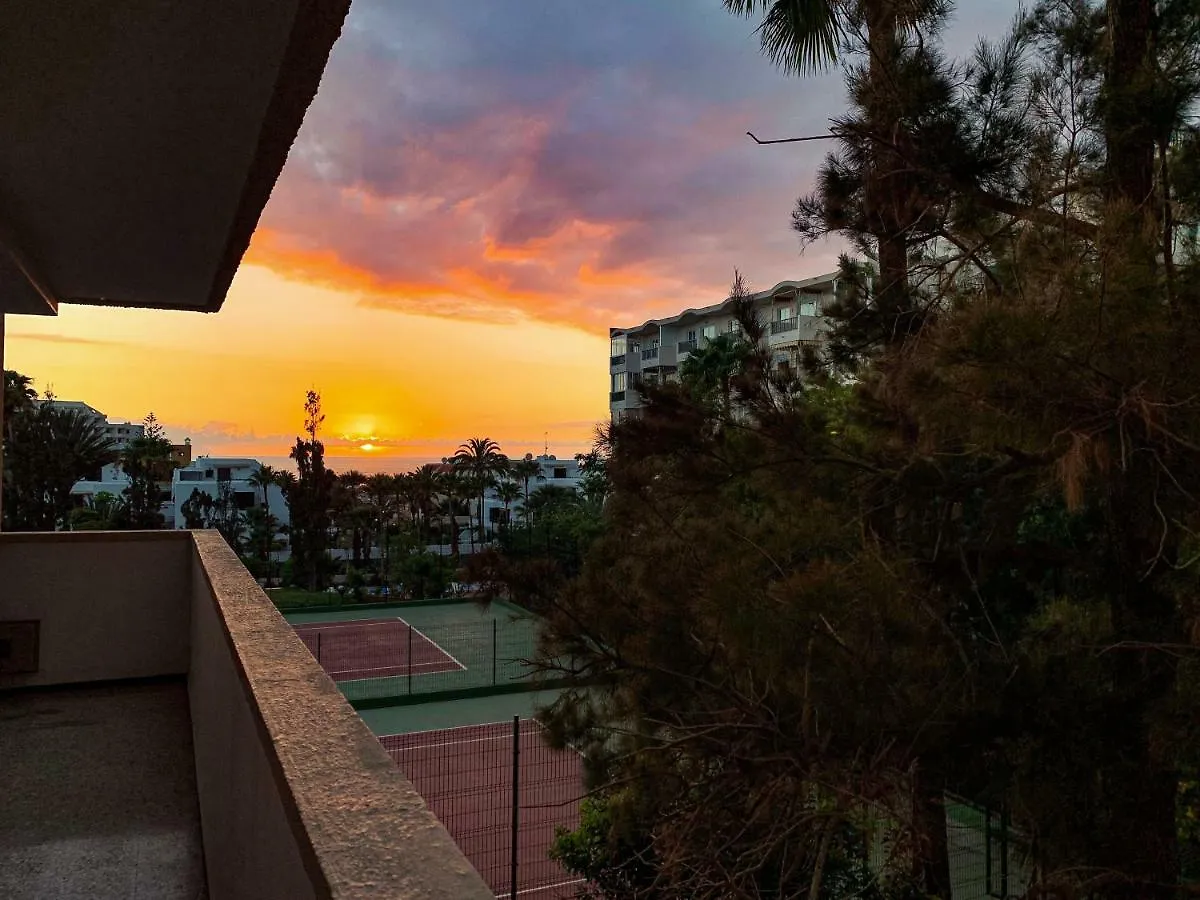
{"left": 359, "top": 443, "right": 376, "bottom": 452}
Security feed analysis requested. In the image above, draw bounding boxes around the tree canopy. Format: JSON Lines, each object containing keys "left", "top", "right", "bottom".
{"left": 538, "top": 1, "right": 1200, "bottom": 896}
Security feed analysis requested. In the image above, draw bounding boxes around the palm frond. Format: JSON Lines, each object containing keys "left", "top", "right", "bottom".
{"left": 724, "top": 0, "right": 841, "bottom": 75}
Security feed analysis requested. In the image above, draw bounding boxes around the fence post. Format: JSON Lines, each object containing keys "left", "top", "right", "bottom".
{"left": 984, "top": 804, "right": 992, "bottom": 896}
{"left": 407, "top": 624, "right": 413, "bottom": 696}
{"left": 1000, "top": 800, "right": 1009, "bottom": 900}
{"left": 316, "top": 631, "right": 322, "bottom": 665}
{"left": 493, "top": 619, "right": 498, "bottom": 686}
{"left": 510, "top": 715, "right": 520, "bottom": 900}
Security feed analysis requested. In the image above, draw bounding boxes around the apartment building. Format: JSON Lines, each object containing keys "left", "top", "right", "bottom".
{"left": 0, "top": 3, "right": 492, "bottom": 898}
{"left": 173, "top": 456, "right": 290, "bottom": 530}
{"left": 608, "top": 273, "right": 839, "bottom": 420}
{"left": 32, "top": 399, "right": 145, "bottom": 451}
{"left": 482, "top": 452, "right": 584, "bottom": 527}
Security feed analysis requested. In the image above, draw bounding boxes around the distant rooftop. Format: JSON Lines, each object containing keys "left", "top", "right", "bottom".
{"left": 611, "top": 273, "right": 839, "bottom": 336}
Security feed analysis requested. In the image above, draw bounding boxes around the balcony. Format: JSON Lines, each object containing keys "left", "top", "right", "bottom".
{"left": 610, "top": 354, "right": 625, "bottom": 367}
{"left": 677, "top": 340, "right": 697, "bottom": 354}
{"left": 770, "top": 318, "right": 798, "bottom": 335}
{"left": 610, "top": 390, "right": 626, "bottom": 402}
{"left": 641, "top": 346, "right": 659, "bottom": 361}
{"left": 0, "top": 530, "right": 491, "bottom": 900}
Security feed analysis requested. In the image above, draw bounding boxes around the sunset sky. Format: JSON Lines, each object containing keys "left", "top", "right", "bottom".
{"left": 5, "top": 0, "right": 1012, "bottom": 473}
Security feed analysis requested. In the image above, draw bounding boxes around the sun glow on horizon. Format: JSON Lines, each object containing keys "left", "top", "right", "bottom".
{"left": 359, "top": 442, "right": 377, "bottom": 451}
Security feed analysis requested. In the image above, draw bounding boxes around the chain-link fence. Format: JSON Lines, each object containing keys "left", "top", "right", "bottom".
{"left": 381, "top": 718, "right": 585, "bottom": 899}
{"left": 294, "top": 614, "right": 539, "bottom": 704}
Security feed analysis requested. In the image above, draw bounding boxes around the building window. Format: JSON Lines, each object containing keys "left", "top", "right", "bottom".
{"left": 687, "top": 329, "right": 697, "bottom": 343}
{"left": 729, "top": 320, "right": 741, "bottom": 334}
{"left": 612, "top": 371, "right": 626, "bottom": 392}
{"left": 217, "top": 467, "right": 232, "bottom": 481}
{"left": 777, "top": 307, "right": 794, "bottom": 321}
{"left": 180, "top": 470, "right": 203, "bottom": 482}
{"left": 234, "top": 491, "right": 255, "bottom": 509}
{"left": 553, "top": 467, "right": 567, "bottom": 479}
{"left": 610, "top": 337, "right": 627, "bottom": 357}
{"left": 799, "top": 300, "right": 818, "bottom": 317}
{"left": 702, "top": 324, "right": 717, "bottom": 340}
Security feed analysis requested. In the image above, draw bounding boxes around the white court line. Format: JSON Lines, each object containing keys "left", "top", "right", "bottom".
{"left": 385, "top": 733, "right": 521, "bottom": 752}
{"left": 292, "top": 618, "right": 404, "bottom": 632}
{"left": 401, "top": 618, "right": 468, "bottom": 671}
{"left": 299, "top": 616, "right": 467, "bottom": 674}
{"left": 379, "top": 720, "right": 544, "bottom": 747}
{"left": 327, "top": 659, "right": 457, "bottom": 677}
{"left": 378, "top": 720, "right": 517, "bottom": 741}
{"left": 513, "top": 878, "right": 587, "bottom": 897}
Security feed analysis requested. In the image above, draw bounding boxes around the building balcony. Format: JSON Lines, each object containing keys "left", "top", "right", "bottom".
{"left": 677, "top": 340, "right": 697, "bottom": 354}
{"left": 641, "top": 346, "right": 659, "bottom": 361}
{"left": 609, "top": 354, "right": 625, "bottom": 368}
{"left": 610, "top": 390, "right": 626, "bottom": 402}
{"left": 0, "top": 530, "right": 491, "bottom": 900}
{"left": 770, "top": 318, "right": 798, "bottom": 335}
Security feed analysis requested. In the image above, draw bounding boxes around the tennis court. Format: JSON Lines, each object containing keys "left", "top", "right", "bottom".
{"left": 286, "top": 601, "right": 540, "bottom": 705}
{"left": 293, "top": 617, "right": 463, "bottom": 682}
{"left": 382, "top": 719, "right": 585, "bottom": 899}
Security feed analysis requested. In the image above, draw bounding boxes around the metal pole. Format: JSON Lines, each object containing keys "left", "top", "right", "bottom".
{"left": 0, "top": 313, "right": 6, "bottom": 530}
{"left": 407, "top": 623, "right": 414, "bottom": 695}
{"left": 510, "top": 715, "right": 520, "bottom": 900}
{"left": 492, "top": 619, "right": 498, "bottom": 686}
{"left": 984, "top": 805, "right": 992, "bottom": 895}
{"left": 316, "top": 631, "right": 321, "bottom": 665}
{"left": 1000, "top": 801, "right": 1009, "bottom": 899}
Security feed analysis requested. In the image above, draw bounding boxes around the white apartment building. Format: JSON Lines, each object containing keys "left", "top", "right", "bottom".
{"left": 172, "top": 457, "right": 290, "bottom": 530}
{"left": 608, "top": 273, "right": 839, "bottom": 421}
{"left": 35, "top": 399, "right": 146, "bottom": 452}
{"left": 481, "top": 452, "right": 584, "bottom": 528}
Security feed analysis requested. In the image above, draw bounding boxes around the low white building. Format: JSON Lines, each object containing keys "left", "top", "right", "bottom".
{"left": 608, "top": 273, "right": 839, "bottom": 421}
{"left": 480, "top": 452, "right": 585, "bottom": 530}
{"left": 172, "top": 457, "right": 289, "bottom": 530}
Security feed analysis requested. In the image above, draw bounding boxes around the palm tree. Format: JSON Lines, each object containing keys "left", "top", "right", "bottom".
{"left": 452, "top": 437, "right": 509, "bottom": 547}
{"left": 69, "top": 491, "right": 127, "bottom": 530}
{"left": 408, "top": 463, "right": 442, "bottom": 545}
{"left": 4, "top": 403, "right": 117, "bottom": 530}
{"left": 511, "top": 456, "right": 541, "bottom": 539}
{"left": 435, "top": 471, "right": 468, "bottom": 561}
{"left": 249, "top": 463, "right": 278, "bottom": 512}
{"left": 724, "top": 0, "right": 910, "bottom": 316}
{"left": 3, "top": 370, "right": 35, "bottom": 432}
{"left": 494, "top": 480, "right": 522, "bottom": 534}
{"left": 679, "top": 333, "right": 752, "bottom": 412}
{"left": 365, "top": 472, "right": 397, "bottom": 587}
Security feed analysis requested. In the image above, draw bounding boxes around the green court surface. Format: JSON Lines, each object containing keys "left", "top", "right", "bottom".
{"left": 358, "top": 688, "right": 565, "bottom": 737}
{"left": 285, "top": 599, "right": 543, "bottom": 706}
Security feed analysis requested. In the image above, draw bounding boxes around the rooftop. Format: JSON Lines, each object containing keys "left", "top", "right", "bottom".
{"left": 610, "top": 272, "right": 839, "bottom": 336}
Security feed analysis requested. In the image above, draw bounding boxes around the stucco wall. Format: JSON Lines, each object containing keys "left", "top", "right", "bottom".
{"left": 188, "top": 531, "right": 493, "bottom": 900}
{"left": 188, "top": 541, "right": 317, "bottom": 900}
{"left": 0, "top": 531, "right": 191, "bottom": 686}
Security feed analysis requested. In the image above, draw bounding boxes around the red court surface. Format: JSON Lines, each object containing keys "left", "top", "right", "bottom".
{"left": 382, "top": 721, "right": 586, "bottom": 898}
{"left": 292, "top": 617, "right": 463, "bottom": 682}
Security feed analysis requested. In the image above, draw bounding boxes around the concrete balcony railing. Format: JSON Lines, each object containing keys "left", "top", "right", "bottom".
{"left": 770, "top": 318, "right": 798, "bottom": 335}
{"left": 0, "top": 530, "right": 491, "bottom": 900}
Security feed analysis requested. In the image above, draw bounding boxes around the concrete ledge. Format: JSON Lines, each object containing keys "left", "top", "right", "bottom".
{"left": 189, "top": 531, "right": 492, "bottom": 900}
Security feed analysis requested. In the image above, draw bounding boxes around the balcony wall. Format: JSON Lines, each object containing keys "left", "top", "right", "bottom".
{"left": 0, "top": 530, "right": 492, "bottom": 900}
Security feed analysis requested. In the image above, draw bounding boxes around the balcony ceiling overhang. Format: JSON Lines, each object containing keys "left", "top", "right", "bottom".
{"left": 0, "top": 0, "right": 350, "bottom": 317}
